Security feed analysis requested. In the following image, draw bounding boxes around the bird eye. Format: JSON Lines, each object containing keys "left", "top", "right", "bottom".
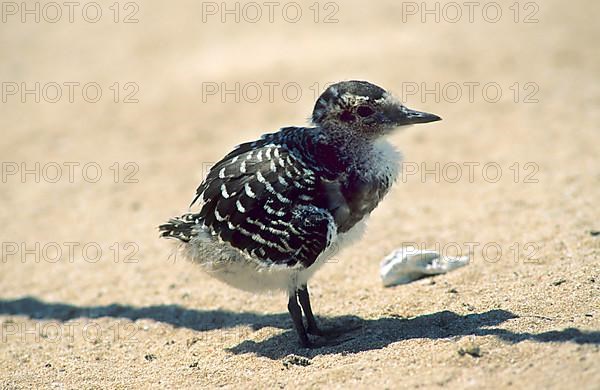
{"left": 357, "top": 105, "right": 374, "bottom": 117}
{"left": 339, "top": 110, "right": 355, "bottom": 122}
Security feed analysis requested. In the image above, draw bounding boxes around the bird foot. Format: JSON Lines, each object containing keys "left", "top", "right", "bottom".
{"left": 300, "top": 325, "right": 360, "bottom": 348}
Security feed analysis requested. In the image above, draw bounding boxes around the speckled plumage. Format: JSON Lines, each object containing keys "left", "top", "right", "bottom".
{"left": 160, "top": 80, "right": 441, "bottom": 347}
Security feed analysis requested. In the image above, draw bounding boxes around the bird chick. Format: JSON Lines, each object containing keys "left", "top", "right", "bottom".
{"left": 160, "top": 80, "right": 441, "bottom": 347}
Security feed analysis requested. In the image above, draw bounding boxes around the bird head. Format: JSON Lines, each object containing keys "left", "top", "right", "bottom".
{"left": 311, "top": 80, "right": 441, "bottom": 138}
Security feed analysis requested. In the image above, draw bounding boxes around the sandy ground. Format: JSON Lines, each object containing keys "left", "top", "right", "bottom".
{"left": 1, "top": 0, "right": 599, "bottom": 388}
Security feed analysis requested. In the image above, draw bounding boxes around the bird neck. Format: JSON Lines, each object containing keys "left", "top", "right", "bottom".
{"left": 295, "top": 126, "right": 380, "bottom": 175}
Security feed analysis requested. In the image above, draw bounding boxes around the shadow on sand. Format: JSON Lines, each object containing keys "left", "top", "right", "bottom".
{"left": 1, "top": 296, "right": 598, "bottom": 359}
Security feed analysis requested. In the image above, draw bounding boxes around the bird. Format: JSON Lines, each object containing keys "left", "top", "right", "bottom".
{"left": 159, "top": 80, "right": 441, "bottom": 348}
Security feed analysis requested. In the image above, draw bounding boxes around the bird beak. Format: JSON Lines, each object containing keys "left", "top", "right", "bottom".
{"left": 387, "top": 105, "right": 442, "bottom": 126}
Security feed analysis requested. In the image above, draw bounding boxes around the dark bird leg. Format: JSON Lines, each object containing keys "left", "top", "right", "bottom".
{"left": 298, "top": 285, "right": 360, "bottom": 342}
{"left": 288, "top": 292, "right": 311, "bottom": 348}
{"left": 289, "top": 286, "right": 356, "bottom": 347}
{"left": 297, "top": 285, "right": 323, "bottom": 336}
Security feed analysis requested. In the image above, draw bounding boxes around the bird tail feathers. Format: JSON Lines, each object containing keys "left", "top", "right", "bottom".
{"left": 159, "top": 213, "right": 201, "bottom": 243}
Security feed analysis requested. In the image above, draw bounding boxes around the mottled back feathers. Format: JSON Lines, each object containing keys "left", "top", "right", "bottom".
{"left": 191, "top": 132, "right": 334, "bottom": 268}
{"left": 161, "top": 126, "right": 398, "bottom": 269}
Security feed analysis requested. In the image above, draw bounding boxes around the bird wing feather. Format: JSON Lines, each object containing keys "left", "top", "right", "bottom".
{"left": 194, "top": 140, "right": 335, "bottom": 268}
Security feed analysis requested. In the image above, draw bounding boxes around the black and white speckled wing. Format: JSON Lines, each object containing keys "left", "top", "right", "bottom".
{"left": 193, "top": 138, "right": 335, "bottom": 268}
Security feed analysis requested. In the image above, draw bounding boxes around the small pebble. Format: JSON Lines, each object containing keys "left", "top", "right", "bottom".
{"left": 144, "top": 354, "right": 157, "bottom": 361}
{"left": 187, "top": 337, "right": 200, "bottom": 347}
{"left": 458, "top": 343, "right": 482, "bottom": 358}
{"left": 282, "top": 354, "right": 311, "bottom": 368}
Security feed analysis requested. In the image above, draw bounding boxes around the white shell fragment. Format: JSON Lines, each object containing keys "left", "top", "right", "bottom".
{"left": 380, "top": 247, "right": 470, "bottom": 287}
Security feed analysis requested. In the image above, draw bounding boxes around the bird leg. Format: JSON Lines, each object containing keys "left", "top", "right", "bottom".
{"left": 298, "top": 285, "right": 360, "bottom": 340}
{"left": 296, "top": 285, "right": 323, "bottom": 336}
{"left": 289, "top": 286, "right": 355, "bottom": 347}
{"left": 287, "top": 292, "right": 311, "bottom": 348}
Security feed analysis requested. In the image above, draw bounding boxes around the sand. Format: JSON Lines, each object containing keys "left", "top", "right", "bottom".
{"left": 1, "top": 0, "right": 599, "bottom": 388}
